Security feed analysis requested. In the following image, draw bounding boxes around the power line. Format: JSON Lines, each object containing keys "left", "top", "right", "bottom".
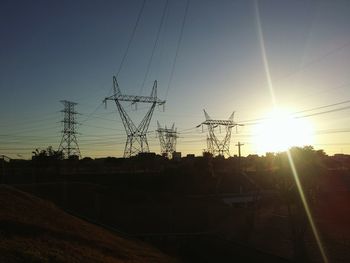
{"left": 2, "top": 125, "right": 61, "bottom": 136}
{"left": 140, "top": 0, "right": 169, "bottom": 94}
{"left": 296, "top": 105, "right": 350, "bottom": 119}
{"left": 0, "top": 113, "right": 59, "bottom": 128}
{"left": 178, "top": 126, "right": 197, "bottom": 133}
{"left": 79, "top": 123, "right": 125, "bottom": 132}
{"left": 116, "top": 0, "right": 146, "bottom": 78}
{"left": 80, "top": 102, "right": 104, "bottom": 125}
{"left": 177, "top": 102, "right": 350, "bottom": 136}
{"left": 241, "top": 99, "right": 350, "bottom": 126}
{"left": 279, "top": 39, "right": 350, "bottom": 83}
{"left": 3, "top": 105, "right": 350, "bottom": 148}
{"left": 95, "top": 99, "right": 350, "bottom": 138}
{"left": 165, "top": 0, "right": 190, "bottom": 99}
{"left": 294, "top": 99, "right": 350, "bottom": 115}
{"left": 80, "top": 113, "right": 120, "bottom": 123}
{"left": 3, "top": 101, "right": 350, "bottom": 157}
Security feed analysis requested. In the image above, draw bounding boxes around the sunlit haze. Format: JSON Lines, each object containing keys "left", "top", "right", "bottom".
{"left": 1, "top": 0, "right": 350, "bottom": 158}
{"left": 252, "top": 108, "right": 314, "bottom": 154}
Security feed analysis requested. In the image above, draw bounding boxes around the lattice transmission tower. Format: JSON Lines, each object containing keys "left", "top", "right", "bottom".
{"left": 58, "top": 100, "right": 81, "bottom": 158}
{"left": 197, "top": 110, "right": 242, "bottom": 157}
{"left": 104, "top": 76, "right": 166, "bottom": 158}
{"left": 156, "top": 121, "right": 178, "bottom": 158}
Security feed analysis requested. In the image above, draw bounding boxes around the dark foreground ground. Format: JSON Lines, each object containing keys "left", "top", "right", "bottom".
{"left": 2, "top": 153, "right": 350, "bottom": 262}
{"left": 0, "top": 185, "right": 176, "bottom": 263}
{"left": 0, "top": 184, "right": 291, "bottom": 262}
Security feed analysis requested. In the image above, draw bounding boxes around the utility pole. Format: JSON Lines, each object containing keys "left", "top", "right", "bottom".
{"left": 1, "top": 155, "right": 10, "bottom": 184}
{"left": 156, "top": 121, "right": 178, "bottom": 158}
{"left": 197, "top": 110, "right": 243, "bottom": 157}
{"left": 0, "top": 155, "right": 4, "bottom": 184}
{"left": 104, "top": 76, "right": 165, "bottom": 157}
{"left": 58, "top": 100, "right": 81, "bottom": 159}
{"left": 236, "top": 142, "right": 244, "bottom": 173}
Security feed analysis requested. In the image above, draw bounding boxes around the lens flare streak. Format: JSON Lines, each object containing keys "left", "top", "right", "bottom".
{"left": 254, "top": 1, "right": 328, "bottom": 261}
{"left": 286, "top": 151, "right": 328, "bottom": 263}
{"left": 254, "top": 0, "right": 276, "bottom": 106}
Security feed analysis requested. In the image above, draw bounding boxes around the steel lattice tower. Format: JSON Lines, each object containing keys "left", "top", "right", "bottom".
{"left": 197, "top": 110, "right": 242, "bottom": 157}
{"left": 58, "top": 100, "right": 81, "bottom": 158}
{"left": 104, "top": 76, "right": 166, "bottom": 158}
{"left": 206, "top": 135, "right": 213, "bottom": 154}
{"left": 156, "top": 121, "right": 178, "bottom": 158}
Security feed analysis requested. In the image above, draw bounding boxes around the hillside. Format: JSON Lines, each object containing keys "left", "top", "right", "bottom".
{"left": 0, "top": 185, "right": 176, "bottom": 263}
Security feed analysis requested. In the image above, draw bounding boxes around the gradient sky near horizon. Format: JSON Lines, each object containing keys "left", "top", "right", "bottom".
{"left": 1, "top": 0, "right": 350, "bottom": 159}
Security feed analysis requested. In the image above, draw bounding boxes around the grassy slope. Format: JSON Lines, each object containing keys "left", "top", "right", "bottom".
{"left": 0, "top": 185, "right": 176, "bottom": 263}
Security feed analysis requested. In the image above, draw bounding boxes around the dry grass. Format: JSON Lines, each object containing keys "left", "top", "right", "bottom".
{"left": 0, "top": 185, "right": 177, "bottom": 263}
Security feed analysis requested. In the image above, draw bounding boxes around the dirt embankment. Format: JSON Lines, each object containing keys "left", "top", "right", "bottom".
{"left": 0, "top": 185, "right": 177, "bottom": 263}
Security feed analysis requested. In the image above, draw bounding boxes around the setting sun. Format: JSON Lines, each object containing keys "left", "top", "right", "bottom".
{"left": 252, "top": 108, "right": 314, "bottom": 154}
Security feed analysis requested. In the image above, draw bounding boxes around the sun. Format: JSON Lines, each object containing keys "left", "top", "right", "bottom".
{"left": 252, "top": 108, "right": 314, "bottom": 155}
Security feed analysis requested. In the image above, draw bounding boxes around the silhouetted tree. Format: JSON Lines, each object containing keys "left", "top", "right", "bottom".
{"left": 32, "top": 146, "right": 63, "bottom": 161}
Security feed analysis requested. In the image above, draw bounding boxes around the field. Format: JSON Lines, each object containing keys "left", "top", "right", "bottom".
{"left": 0, "top": 185, "right": 176, "bottom": 263}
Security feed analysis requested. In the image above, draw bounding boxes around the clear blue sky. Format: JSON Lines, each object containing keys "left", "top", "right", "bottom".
{"left": 1, "top": 0, "right": 350, "bottom": 158}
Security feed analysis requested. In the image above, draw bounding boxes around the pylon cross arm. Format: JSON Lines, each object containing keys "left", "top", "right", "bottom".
{"left": 202, "top": 120, "right": 236, "bottom": 126}
{"left": 104, "top": 77, "right": 165, "bottom": 157}
{"left": 116, "top": 94, "right": 165, "bottom": 105}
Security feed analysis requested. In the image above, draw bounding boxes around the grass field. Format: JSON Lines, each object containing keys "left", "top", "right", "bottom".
{"left": 0, "top": 185, "right": 177, "bottom": 263}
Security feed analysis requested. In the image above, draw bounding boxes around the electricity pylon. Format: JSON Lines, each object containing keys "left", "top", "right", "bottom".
{"left": 206, "top": 135, "right": 213, "bottom": 154}
{"left": 58, "top": 100, "right": 81, "bottom": 158}
{"left": 156, "top": 121, "right": 178, "bottom": 158}
{"left": 104, "top": 76, "right": 166, "bottom": 157}
{"left": 197, "top": 110, "right": 242, "bottom": 157}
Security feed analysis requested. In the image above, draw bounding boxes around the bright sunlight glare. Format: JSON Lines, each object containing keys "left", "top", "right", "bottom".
{"left": 253, "top": 108, "right": 314, "bottom": 155}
